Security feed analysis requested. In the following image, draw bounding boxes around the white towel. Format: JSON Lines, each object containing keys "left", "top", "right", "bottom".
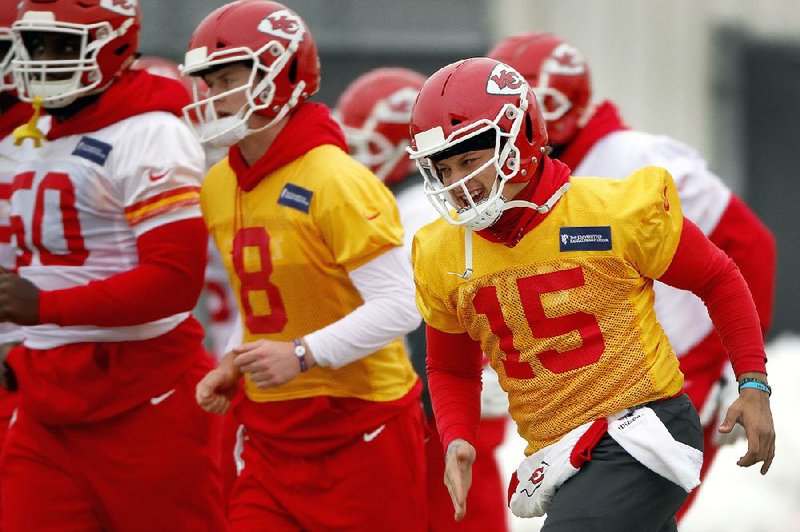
{"left": 508, "top": 405, "right": 702, "bottom": 518}
{"left": 608, "top": 407, "right": 703, "bottom": 492}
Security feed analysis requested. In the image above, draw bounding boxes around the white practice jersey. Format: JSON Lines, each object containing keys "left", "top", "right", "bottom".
{"left": 0, "top": 117, "right": 51, "bottom": 345}
{"left": 573, "top": 130, "right": 732, "bottom": 355}
{"left": 9, "top": 111, "right": 205, "bottom": 349}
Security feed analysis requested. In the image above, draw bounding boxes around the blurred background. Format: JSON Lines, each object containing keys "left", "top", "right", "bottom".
{"left": 139, "top": 1, "right": 798, "bottom": 530}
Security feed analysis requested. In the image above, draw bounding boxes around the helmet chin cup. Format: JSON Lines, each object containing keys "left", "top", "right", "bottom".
{"left": 198, "top": 115, "right": 249, "bottom": 148}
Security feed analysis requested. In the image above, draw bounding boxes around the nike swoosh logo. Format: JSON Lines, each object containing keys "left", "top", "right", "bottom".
{"left": 365, "top": 211, "right": 381, "bottom": 221}
{"left": 150, "top": 388, "right": 176, "bottom": 406}
{"left": 363, "top": 424, "right": 386, "bottom": 442}
{"left": 149, "top": 171, "right": 169, "bottom": 182}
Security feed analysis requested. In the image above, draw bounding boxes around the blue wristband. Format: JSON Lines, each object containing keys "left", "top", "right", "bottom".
{"left": 738, "top": 379, "right": 771, "bottom": 396}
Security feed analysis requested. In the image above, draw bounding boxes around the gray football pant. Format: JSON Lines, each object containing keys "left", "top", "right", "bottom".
{"left": 541, "top": 394, "right": 704, "bottom": 532}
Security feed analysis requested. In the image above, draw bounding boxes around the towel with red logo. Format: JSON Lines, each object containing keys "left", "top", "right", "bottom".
{"left": 507, "top": 406, "right": 703, "bottom": 518}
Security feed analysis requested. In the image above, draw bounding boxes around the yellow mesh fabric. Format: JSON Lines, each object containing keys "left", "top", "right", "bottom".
{"left": 203, "top": 145, "right": 416, "bottom": 403}
{"left": 413, "top": 167, "right": 684, "bottom": 454}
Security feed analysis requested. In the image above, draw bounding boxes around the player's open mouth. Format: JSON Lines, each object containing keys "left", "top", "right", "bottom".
{"left": 455, "top": 189, "right": 486, "bottom": 210}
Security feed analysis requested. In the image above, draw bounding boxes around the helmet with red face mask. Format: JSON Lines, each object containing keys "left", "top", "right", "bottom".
{"left": 407, "top": 57, "right": 549, "bottom": 232}
{"left": 335, "top": 67, "right": 425, "bottom": 186}
{"left": 11, "top": 0, "right": 141, "bottom": 108}
{"left": 180, "top": 0, "right": 320, "bottom": 147}
{"left": 488, "top": 33, "right": 591, "bottom": 147}
{"left": 0, "top": 2, "right": 16, "bottom": 93}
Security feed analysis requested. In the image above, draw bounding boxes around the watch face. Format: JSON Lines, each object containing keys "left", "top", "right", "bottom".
{"left": 294, "top": 344, "right": 306, "bottom": 357}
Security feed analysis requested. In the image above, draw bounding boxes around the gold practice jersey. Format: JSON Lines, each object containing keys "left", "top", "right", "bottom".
{"left": 413, "top": 167, "right": 685, "bottom": 454}
{"left": 202, "top": 145, "right": 417, "bottom": 403}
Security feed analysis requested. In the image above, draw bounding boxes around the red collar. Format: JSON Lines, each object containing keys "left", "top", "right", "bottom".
{"left": 0, "top": 101, "right": 34, "bottom": 140}
{"left": 46, "top": 70, "right": 190, "bottom": 141}
{"left": 228, "top": 102, "right": 347, "bottom": 192}
{"left": 557, "top": 100, "right": 628, "bottom": 170}
{"left": 477, "top": 156, "right": 572, "bottom": 247}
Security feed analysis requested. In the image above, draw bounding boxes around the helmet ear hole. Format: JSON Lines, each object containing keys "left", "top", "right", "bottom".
{"left": 287, "top": 57, "right": 298, "bottom": 84}
{"left": 525, "top": 113, "right": 533, "bottom": 144}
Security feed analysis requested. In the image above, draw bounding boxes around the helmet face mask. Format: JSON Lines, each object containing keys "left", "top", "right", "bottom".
{"left": 180, "top": 2, "right": 320, "bottom": 146}
{"left": 414, "top": 101, "right": 527, "bottom": 231}
{"left": 11, "top": 1, "right": 141, "bottom": 108}
{"left": 407, "top": 59, "right": 546, "bottom": 231}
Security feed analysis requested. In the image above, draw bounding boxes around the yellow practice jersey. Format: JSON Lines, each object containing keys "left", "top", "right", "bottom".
{"left": 203, "top": 144, "right": 417, "bottom": 403}
{"left": 413, "top": 167, "right": 685, "bottom": 454}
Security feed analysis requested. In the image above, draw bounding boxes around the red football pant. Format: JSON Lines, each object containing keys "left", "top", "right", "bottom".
{"left": 426, "top": 416, "right": 509, "bottom": 532}
{"left": 228, "top": 401, "right": 427, "bottom": 531}
{"left": 0, "top": 362, "right": 226, "bottom": 531}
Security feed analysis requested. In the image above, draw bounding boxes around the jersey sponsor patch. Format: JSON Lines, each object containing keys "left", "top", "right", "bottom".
{"left": 559, "top": 226, "right": 612, "bottom": 251}
{"left": 278, "top": 183, "right": 313, "bottom": 213}
{"left": 72, "top": 136, "right": 113, "bottom": 166}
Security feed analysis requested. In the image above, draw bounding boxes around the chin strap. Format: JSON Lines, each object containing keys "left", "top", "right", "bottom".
{"left": 503, "top": 181, "right": 572, "bottom": 214}
{"left": 448, "top": 181, "right": 572, "bottom": 282}
{"left": 13, "top": 96, "right": 45, "bottom": 148}
{"left": 448, "top": 228, "right": 474, "bottom": 280}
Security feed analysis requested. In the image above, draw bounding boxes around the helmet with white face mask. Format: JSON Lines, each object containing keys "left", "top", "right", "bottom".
{"left": 180, "top": 0, "right": 320, "bottom": 147}
{"left": 11, "top": 0, "right": 140, "bottom": 108}
{"left": 407, "top": 57, "right": 548, "bottom": 231}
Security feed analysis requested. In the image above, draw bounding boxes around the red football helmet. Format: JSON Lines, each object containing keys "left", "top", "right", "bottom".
{"left": 11, "top": 0, "right": 141, "bottom": 108}
{"left": 0, "top": 1, "right": 16, "bottom": 92}
{"left": 488, "top": 33, "right": 591, "bottom": 147}
{"left": 407, "top": 57, "right": 548, "bottom": 231}
{"left": 335, "top": 67, "right": 425, "bottom": 186}
{"left": 180, "top": 0, "right": 320, "bottom": 145}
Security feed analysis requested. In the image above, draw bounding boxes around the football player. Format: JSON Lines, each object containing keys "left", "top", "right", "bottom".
{"left": 489, "top": 32, "right": 777, "bottom": 520}
{"left": 0, "top": 1, "right": 225, "bottom": 529}
{"left": 407, "top": 57, "right": 774, "bottom": 530}
{"left": 336, "top": 66, "right": 510, "bottom": 532}
{"left": 182, "top": 2, "right": 425, "bottom": 529}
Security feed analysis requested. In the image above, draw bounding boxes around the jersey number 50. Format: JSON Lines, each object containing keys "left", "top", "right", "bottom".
{"left": 473, "top": 267, "right": 605, "bottom": 379}
{"left": 9, "top": 171, "right": 89, "bottom": 267}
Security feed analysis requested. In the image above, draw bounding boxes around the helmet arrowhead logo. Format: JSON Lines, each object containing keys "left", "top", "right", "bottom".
{"left": 258, "top": 9, "right": 306, "bottom": 42}
{"left": 487, "top": 63, "right": 525, "bottom": 95}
